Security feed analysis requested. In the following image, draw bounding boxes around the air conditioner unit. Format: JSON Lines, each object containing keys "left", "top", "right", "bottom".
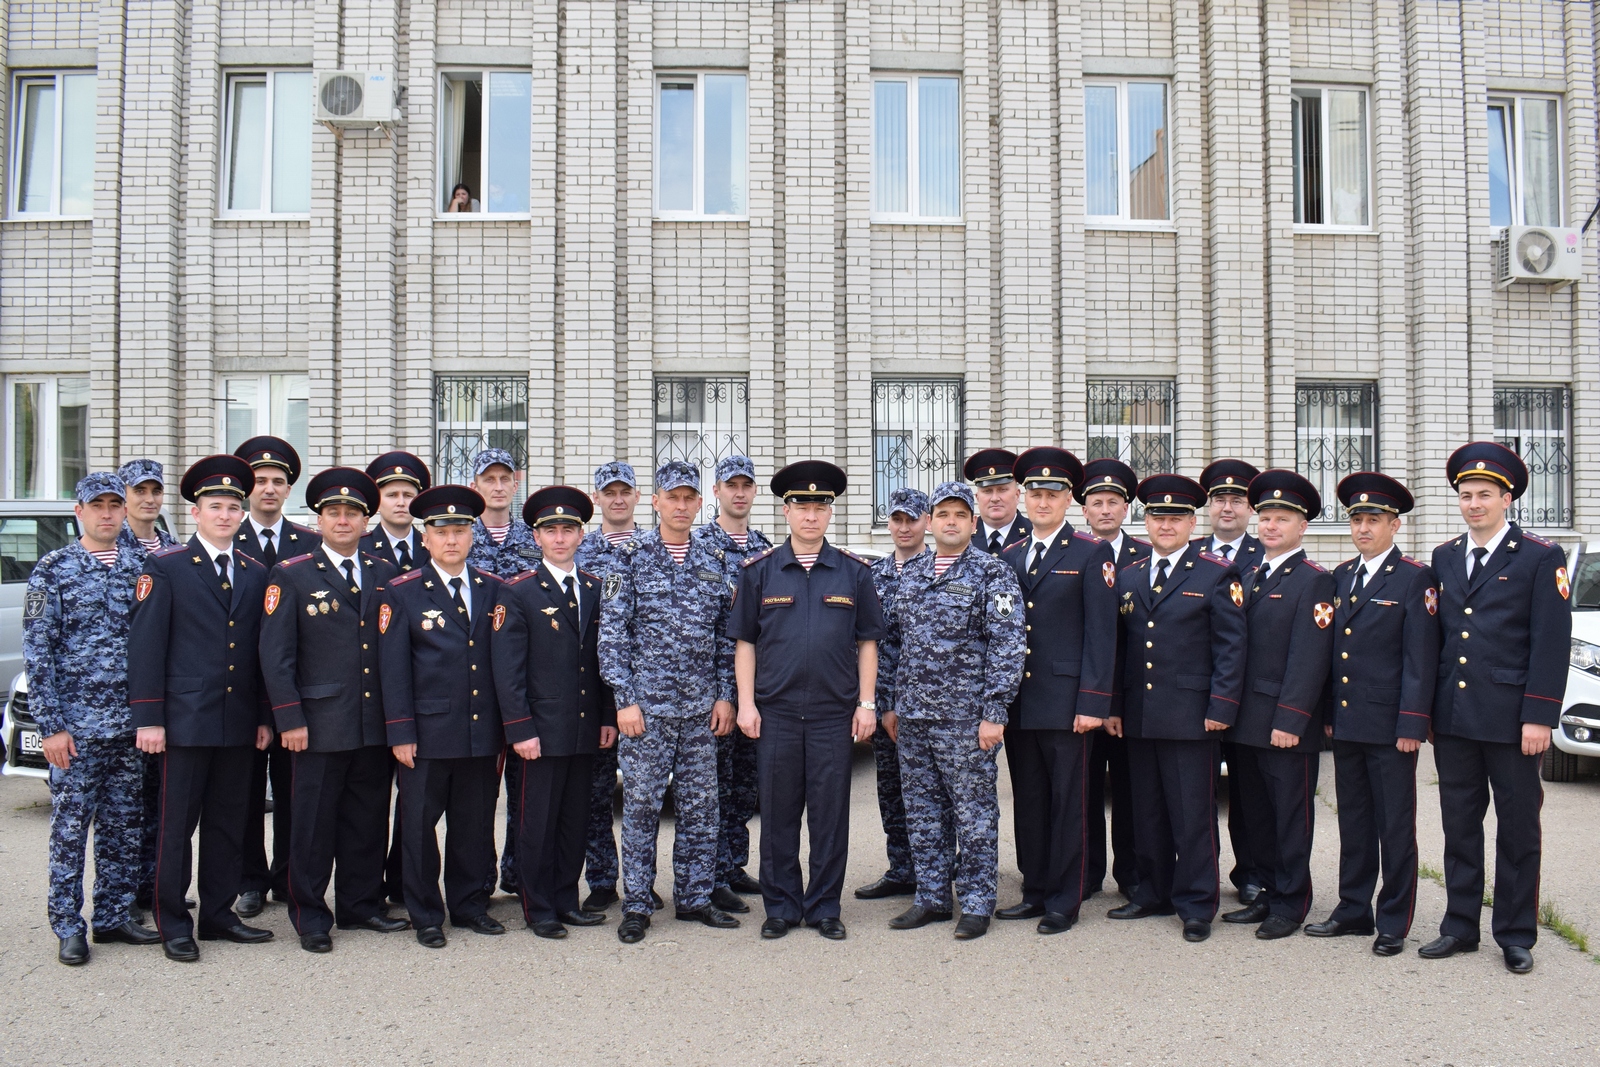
{"left": 314, "top": 70, "right": 399, "bottom": 126}
{"left": 1494, "top": 226, "right": 1583, "bottom": 289}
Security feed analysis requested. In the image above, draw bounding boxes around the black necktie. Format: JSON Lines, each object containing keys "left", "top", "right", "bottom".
{"left": 1469, "top": 546, "right": 1488, "bottom": 582}
{"left": 450, "top": 576, "right": 469, "bottom": 620}
{"left": 563, "top": 574, "right": 576, "bottom": 605}
{"left": 215, "top": 553, "right": 230, "bottom": 589}
{"left": 1153, "top": 557, "right": 1170, "bottom": 591}
{"left": 260, "top": 528, "right": 277, "bottom": 569}
{"left": 988, "top": 530, "right": 1003, "bottom": 555}
{"left": 342, "top": 559, "right": 358, "bottom": 594}
{"left": 1218, "top": 543, "right": 1233, "bottom": 561}
{"left": 1030, "top": 542, "right": 1047, "bottom": 572}
{"left": 1351, "top": 568, "right": 1367, "bottom": 600}
{"left": 395, "top": 538, "right": 412, "bottom": 570}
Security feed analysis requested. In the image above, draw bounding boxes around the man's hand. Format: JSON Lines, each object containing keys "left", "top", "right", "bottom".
{"left": 255, "top": 725, "right": 273, "bottom": 751}
{"left": 711, "top": 700, "right": 735, "bottom": 737}
{"left": 1204, "top": 719, "right": 1229, "bottom": 732}
{"left": 617, "top": 705, "right": 646, "bottom": 738}
{"left": 738, "top": 705, "right": 761, "bottom": 740}
{"left": 42, "top": 731, "right": 76, "bottom": 770}
{"left": 392, "top": 743, "right": 417, "bottom": 769}
{"left": 881, "top": 710, "right": 898, "bottom": 743}
{"left": 1270, "top": 729, "right": 1300, "bottom": 749}
{"left": 513, "top": 737, "right": 542, "bottom": 760}
{"left": 1522, "top": 722, "right": 1552, "bottom": 757}
{"left": 280, "top": 727, "right": 310, "bottom": 752}
{"left": 1104, "top": 715, "right": 1122, "bottom": 738}
{"left": 1324, "top": 725, "right": 1334, "bottom": 739}
{"left": 599, "top": 726, "right": 618, "bottom": 749}
{"left": 1396, "top": 737, "right": 1421, "bottom": 754}
{"left": 136, "top": 726, "right": 166, "bottom": 755}
{"left": 1074, "top": 715, "right": 1104, "bottom": 734}
{"left": 977, "top": 721, "right": 1005, "bottom": 752}
{"left": 851, "top": 706, "right": 875, "bottom": 744}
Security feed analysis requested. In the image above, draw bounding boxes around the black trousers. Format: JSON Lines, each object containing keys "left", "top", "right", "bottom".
{"left": 1220, "top": 740, "right": 1259, "bottom": 892}
{"left": 1232, "top": 744, "right": 1320, "bottom": 922}
{"left": 384, "top": 769, "right": 405, "bottom": 902}
{"left": 1127, "top": 737, "right": 1219, "bottom": 922}
{"left": 1084, "top": 728, "right": 1137, "bottom": 899}
{"left": 1004, "top": 725, "right": 1089, "bottom": 918}
{"left": 153, "top": 744, "right": 256, "bottom": 940}
{"left": 513, "top": 753, "right": 594, "bottom": 924}
{"left": 1434, "top": 733, "right": 1543, "bottom": 949}
{"left": 1330, "top": 740, "right": 1419, "bottom": 936}
{"left": 755, "top": 712, "right": 854, "bottom": 924}
{"left": 285, "top": 746, "right": 392, "bottom": 936}
{"left": 242, "top": 738, "right": 292, "bottom": 897}
{"left": 497, "top": 755, "right": 521, "bottom": 890}
{"left": 397, "top": 754, "right": 499, "bottom": 930}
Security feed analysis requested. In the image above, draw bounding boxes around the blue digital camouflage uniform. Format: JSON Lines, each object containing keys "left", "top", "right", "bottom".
{"left": 598, "top": 526, "right": 736, "bottom": 916}
{"left": 868, "top": 547, "right": 935, "bottom": 887}
{"left": 25, "top": 476, "right": 146, "bottom": 939}
{"left": 882, "top": 525, "right": 1026, "bottom": 918}
{"left": 694, "top": 516, "right": 774, "bottom": 889}
{"left": 575, "top": 524, "right": 638, "bottom": 894}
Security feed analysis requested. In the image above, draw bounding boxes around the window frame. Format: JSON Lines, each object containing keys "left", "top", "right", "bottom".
{"left": 870, "top": 73, "right": 964, "bottom": 225}
{"left": 217, "top": 372, "right": 310, "bottom": 459}
{"left": 436, "top": 68, "right": 534, "bottom": 220}
{"left": 871, "top": 377, "right": 966, "bottom": 526}
{"left": 1294, "top": 381, "right": 1378, "bottom": 524}
{"left": 433, "top": 375, "right": 531, "bottom": 502}
{"left": 8, "top": 70, "right": 96, "bottom": 220}
{"left": 652, "top": 376, "right": 750, "bottom": 524}
{"left": 1486, "top": 93, "right": 1565, "bottom": 229}
{"left": 1494, "top": 384, "right": 1573, "bottom": 530}
{"left": 217, "top": 68, "right": 313, "bottom": 220}
{"left": 1291, "top": 83, "right": 1374, "bottom": 234}
{"left": 653, "top": 71, "right": 750, "bottom": 222}
{"left": 1083, "top": 78, "right": 1173, "bottom": 230}
{"left": 4, "top": 373, "right": 90, "bottom": 499}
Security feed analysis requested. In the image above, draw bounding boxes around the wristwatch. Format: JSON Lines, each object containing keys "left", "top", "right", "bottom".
{"left": 856, "top": 701, "right": 876, "bottom": 712}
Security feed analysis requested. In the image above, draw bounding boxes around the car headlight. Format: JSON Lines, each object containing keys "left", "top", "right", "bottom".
{"left": 1572, "top": 639, "right": 1600, "bottom": 676}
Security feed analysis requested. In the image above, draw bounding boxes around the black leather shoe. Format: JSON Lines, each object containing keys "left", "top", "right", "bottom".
{"left": 337, "top": 913, "right": 410, "bottom": 933}
{"left": 198, "top": 923, "right": 274, "bottom": 944}
{"left": 1305, "top": 916, "right": 1376, "bottom": 938}
{"left": 162, "top": 936, "right": 200, "bottom": 962}
{"left": 300, "top": 933, "right": 332, "bottom": 953}
{"left": 996, "top": 901, "right": 1045, "bottom": 920}
{"left": 1183, "top": 919, "right": 1212, "bottom": 942}
{"left": 1222, "top": 900, "right": 1270, "bottom": 924}
{"left": 1037, "top": 912, "right": 1075, "bottom": 935}
{"left": 1418, "top": 934, "right": 1479, "bottom": 959}
{"left": 1256, "top": 915, "right": 1301, "bottom": 940}
{"left": 855, "top": 876, "right": 916, "bottom": 900}
{"left": 727, "top": 870, "right": 763, "bottom": 895}
{"left": 235, "top": 890, "right": 264, "bottom": 918}
{"left": 499, "top": 878, "right": 520, "bottom": 896}
{"left": 387, "top": 892, "right": 407, "bottom": 908}
{"left": 889, "top": 904, "right": 953, "bottom": 929}
{"left": 1372, "top": 933, "right": 1405, "bottom": 957}
{"left": 558, "top": 910, "right": 607, "bottom": 927}
{"left": 582, "top": 887, "right": 619, "bottom": 910}
{"left": 812, "top": 917, "right": 847, "bottom": 941}
{"left": 58, "top": 934, "right": 89, "bottom": 966}
{"left": 710, "top": 885, "right": 751, "bottom": 913}
{"left": 1238, "top": 883, "right": 1263, "bottom": 905}
{"left": 416, "top": 926, "right": 447, "bottom": 949}
{"left": 760, "top": 917, "right": 792, "bottom": 939}
{"left": 675, "top": 905, "right": 741, "bottom": 929}
{"left": 93, "top": 920, "right": 161, "bottom": 945}
{"left": 530, "top": 920, "right": 568, "bottom": 939}
{"left": 1108, "top": 902, "right": 1173, "bottom": 920}
{"left": 455, "top": 913, "right": 505, "bottom": 936}
{"left": 1503, "top": 946, "right": 1534, "bottom": 974}
{"left": 617, "top": 913, "right": 650, "bottom": 943}
{"left": 953, "top": 914, "right": 990, "bottom": 940}
{"left": 650, "top": 889, "right": 665, "bottom": 910}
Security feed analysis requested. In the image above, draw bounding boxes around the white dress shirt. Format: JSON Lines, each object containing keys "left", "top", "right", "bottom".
{"left": 432, "top": 560, "right": 471, "bottom": 618}
{"left": 1465, "top": 522, "right": 1511, "bottom": 578}
{"left": 322, "top": 543, "right": 361, "bottom": 590}
{"left": 197, "top": 534, "right": 234, "bottom": 583}
{"left": 544, "top": 559, "right": 580, "bottom": 613}
{"left": 1149, "top": 545, "right": 1186, "bottom": 586}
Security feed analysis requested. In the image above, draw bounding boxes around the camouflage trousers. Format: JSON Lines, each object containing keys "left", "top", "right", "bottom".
{"left": 584, "top": 746, "right": 619, "bottom": 892}
{"left": 617, "top": 715, "right": 718, "bottom": 916}
{"left": 897, "top": 718, "right": 999, "bottom": 917}
{"left": 715, "top": 728, "right": 759, "bottom": 885}
{"left": 48, "top": 736, "right": 143, "bottom": 938}
{"left": 871, "top": 724, "right": 916, "bottom": 884}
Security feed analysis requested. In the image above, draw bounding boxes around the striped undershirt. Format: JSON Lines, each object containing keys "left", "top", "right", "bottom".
{"left": 794, "top": 552, "right": 819, "bottom": 571}
{"left": 663, "top": 540, "right": 691, "bottom": 564}
{"left": 933, "top": 554, "right": 961, "bottom": 578}
{"left": 138, "top": 536, "right": 163, "bottom": 553}
{"left": 485, "top": 522, "right": 510, "bottom": 544}
{"left": 603, "top": 530, "right": 634, "bottom": 547}
{"left": 729, "top": 532, "right": 749, "bottom": 550}
{"left": 89, "top": 548, "right": 119, "bottom": 567}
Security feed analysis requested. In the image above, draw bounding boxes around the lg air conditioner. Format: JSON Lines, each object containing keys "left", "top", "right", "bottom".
{"left": 314, "top": 71, "right": 400, "bottom": 126}
{"left": 1494, "top": 226, "right": 1583, "bottom": 289}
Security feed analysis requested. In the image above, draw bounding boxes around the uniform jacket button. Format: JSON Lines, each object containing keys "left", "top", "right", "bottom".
{"left": 364, "top": 692, "right": 371, "bottom": 698}
{"left": 1024, "top": 672, "right": 1031, "bottom": 679}
{"left": 1343, "top": 628, "right": 1351, "bottom": 635}
{"left": 227, "top": 686, "right": 233, "bottom": 693}
{"left": 1340, "top": 700, "right": 1348, "bottom": 707}
{"left": 472, "top": 689, "right": 479, "bottom": 696}
{"left": 472, "top": 714, "right": 479, "bottom": 721}
{"left": 1145, "top": 683, "right": 1153, "bottom": 690}
{"left": 1464, "top": 607, "right": 1473, "bottom": 615}
{"left": 1458, "top": 680, "right": 1467, "bottom": 689}
{"left": 1340, "top": 652, "right": 1348, "bottom": 660}
{"left": 1341, "top": 676, "right": 1348, "bottom": 684}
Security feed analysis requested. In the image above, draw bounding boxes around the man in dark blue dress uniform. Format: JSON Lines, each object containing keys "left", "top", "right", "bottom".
{"left": 965, "top": 449, "right": 1033, "bottom": 555}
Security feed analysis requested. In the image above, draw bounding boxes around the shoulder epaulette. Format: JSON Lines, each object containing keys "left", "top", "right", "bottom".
{"left": 579, "top": 568, "right": 600, "bottom": 582}
{"left": 837, "top": 547, "right": 870, "bottom": 566}
{"left": 280, "top": 553, "right": 314, "bottom": 568}
{"left": 1001, "top": 539, "right": 1027, "bottom": 554}
{"left": 236, "top": 550, "right": 264, "bottom": 567}
{"left": 1120, "top": 557, "right": 1145, "bottom": 571}
{"left": 742, "top": 546, "right": 779, "bottom": 568}
{"left": 1129, "top": 536, "right": 1151, "bottom": 547}
{"left": 1400, "top": 555, "right": 1426, "bottom": 568}
{"left": 476, "top": 569, "right": 505, "bottom": 583}
{"left": 152, "top": 543, "right": 188, "bottom": 558}
{"left": 504, "top": 570, "right": 537, "bottom": 585}
{"left": 1198, "top": 551, "right": 1229, "bottom": 566}
{"left": 1073, "top": 531, "right": 1101, "bottom": 543}
{"left": 390, "top": 570, "right": 423, "bottom": 586}
{"left": 622, "top": 540, "right": 638, "bottom": 554}
{"left": 1437, "top": 536, "right": 1466, "bottom": 551}
{"left": 1301, "top": 558, "right": 1327, "bottom": 573}
{"left": 1522, "top": 531, "right": 1555, "bottom": 548}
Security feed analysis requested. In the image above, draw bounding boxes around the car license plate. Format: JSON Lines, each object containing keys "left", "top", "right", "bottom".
{"left": 18, "top": 730, "right": 43, "bottom": 755}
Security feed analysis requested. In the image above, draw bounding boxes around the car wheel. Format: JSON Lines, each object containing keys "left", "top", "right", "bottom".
{"left": 1541, "top": 744, "right": 1580, "bottom": 783}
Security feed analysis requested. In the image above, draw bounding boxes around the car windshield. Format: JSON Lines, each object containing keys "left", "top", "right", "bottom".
{"left": 1574, "top": 548, "right": 1600, "bottom": 610}
{"left": 0, "top": 515, "right": 78, "bottom": 584}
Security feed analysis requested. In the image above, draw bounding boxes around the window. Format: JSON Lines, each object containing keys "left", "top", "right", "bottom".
{"left": 872, "top": 75, "right": 961, "bottom": 222}
{"left": 1487, "top": 95, "right": 1562, "bottom": 227}
{"left": 1086, "top": 379, "right": 1175, "bottom": 518}
{"left": 221, "top": 71, "right": 312, "bottom": 215}
{"left": 654, "top": 377, "right": 749, "bottom": 524}
{"left": 1292, "top": 86, "right": 1369, "bottom": 228}
{"left": 220, "top": 374, "right": 309, "bottom": 463}
{"left": 1295, "top": 382, "right": 1376, "bottom": 522}
{"left": 656, "top": 73, "right": 748, "bottom": 219}
{"left": 435, "top": 376, "right": 529, "bottom": 500}
{"left": 10, "top": 72, "right": 95, "bottom": 217}
{"left": 872, "top": 379, "right": 964, "bottom": 524}
{"left": 0, "top": 515, "right": 77, "bottom": 584}
{"left": 5, "top": 376, "right": 89, "bottom": 499}
{"left": 1495, "top": 385, "right": 1572, "bottom": 528}
{"left": 1085, "top": 81, "right": 1169, "bottom": 224}
{"left": 439, "top": 71, "right": 531, "bottom": 215}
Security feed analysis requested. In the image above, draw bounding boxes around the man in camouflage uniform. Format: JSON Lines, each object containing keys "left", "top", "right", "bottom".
{"left": 881, "top": 482, "right": 1026, "bottom": 941}
{"left": 599, "top": 461, "right": 741, "bottom": 943}
{"left": 26, "top": 473, "right": 161, "bottom": 965}
{"left": 856, "top": 486, "right": 937, "bottom": 901}
{"left": 693, "top": 454, "right": 773, "bottom": 909}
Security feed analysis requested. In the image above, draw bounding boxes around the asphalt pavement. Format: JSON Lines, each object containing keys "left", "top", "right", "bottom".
{"left": 1, "top": 744, "right": 1595, "bottom": 1066}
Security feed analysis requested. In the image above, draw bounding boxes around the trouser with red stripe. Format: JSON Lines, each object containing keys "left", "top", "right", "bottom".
{"left": 1127, "top": 737, "right": 1219, "bottom": 922}
{"left": 1004, "top": 725, "right": 1089, "bottom": 919}
{"left": 285, "top": 746, "right": 392, "bottom": 936}
{"left": 1434, "top": 733, "right": 1542, "bottom": 949}
{"left": 1232, "top": 743, "right": 1320, "bottom": 923}
{"left": 1329, "top": 740, "right": 1418, "bottom": 936}
{"left": 153, "top": 744, "right": 255, "bottom": 940}
{"left": 513, "top": 752, "right": 594, "bottom": 924}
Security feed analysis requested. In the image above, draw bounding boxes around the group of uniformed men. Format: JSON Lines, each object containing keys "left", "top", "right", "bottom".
{"left": 25, "top": 432, "right": 1570, "bottom": 973}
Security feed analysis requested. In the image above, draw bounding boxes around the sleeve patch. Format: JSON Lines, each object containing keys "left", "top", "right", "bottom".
{"left": 1313, "top": 602, "right": 1333, "bottom": 628}
{"left": 1424, "top": 587, "right": 1438, "bottom": 615}
{"left": 493, "top": 604, "right": 507, "bottom": 631}
{"left": 24, "top": 590, "right": 46, "bottom": 619}
{"left": 1556, "top": 567, "right": 1570, "bottom": 600}
{"left": 1229, "top": 581, "right": 1244, "bottom": 607}
{"left": 136, "top": 574, "right": 154, "bottom": 602}
{"left": 602, "top": 574, "right": 622, "bottom": 601}
{"left": 378, "top": 603, "right": 393, "bottom": 634}
{"left": 1102, "top": 561, "right": 1116, "bottom": 588}
{"left": 264, "top": 585, "right": 282, "bottom": 615}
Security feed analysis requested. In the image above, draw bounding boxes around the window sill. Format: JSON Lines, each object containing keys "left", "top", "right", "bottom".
{"left": 1085, "top": 219, "right": 1176, "bottom": 233}
{"left": 1293, "top": 225, "right": 1376, "bottom": 236}
{"left": 654, "top": 215, "right": 750, "bottom": 224}
{"left": 435, "top": 213, "right": 532, "bottom": 222}
{"left": 215, "top": 214, "right": 312, "bottom": 222}
{"left": 1, "top": 215, "right": 93, "bottom": 224}
{"left": 869, "top": 217, "right": 965, "bottom": 227}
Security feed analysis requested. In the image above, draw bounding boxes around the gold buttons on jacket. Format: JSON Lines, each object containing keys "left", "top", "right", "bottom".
{"left": 364, "top": 692, "right": 371, "bottom": 698}
{"left": 1147, "top": 621, "right": 1155, "bottom": 629}
{"left": 1341, "top": 700, "right": 1348, "bottom": 707}
{"left": 1458, "top": 680, "right": 1467, "bottom": 688}
{"left": 364, "top": 667, "right": 370, "bottom": 674}
{"left": 228, "top": 620, "right": 234, "bottom": 627}
{"left": 227, "top": 687, "right": 233, "bottom": 693}
{"left": 1344, "top": 628, "right": 1351, "bottom": 636}
{"left": 228, "top": 665, "right": 234, "bottom": 671}
{"left": 1341, "top": 652, "right": 1348, "bottom": 660}
{"left": 1464, "top": 608, "right": 1473, "bottom": 615}
{"left": 468, "top": 640, "right": 474, "bottom": 647}
{"left": 471, "top": 664, "right": 477, "bottom": 671}
{"left": 1025, "top": 672, "right": 1032, "bottom": 679}
{"left": 472, "top": 689, "right": 479, "bottom": 696}
{"left": 1341, "top": 677, "right": 1348, "bottom": 684}
{"left": 1027, "top": 601, "right": 1034, "bottom": 609}
{"left": 1146, "top": 683, "right": 1153, "bottom": 690}
{"left": 1461, "top": 632, "right": 1470, "bottom": 639}
{"left": 1459, "top": 657, "right": 1467, "bottom": 664}
{"left": 1025, "top": 625, "right": 1032, "bottom": 632}
{"left": 1025, "top": 648, "right": 1032, "bottom": 655}
{"left": 363, "top": 643, "right": 369, "bottom": 650}
{"left": 1146, "top": 662, "right": 1153, "bottom": 669}
{"left": 472, "top": 714, "right": 478, "bottom": 721}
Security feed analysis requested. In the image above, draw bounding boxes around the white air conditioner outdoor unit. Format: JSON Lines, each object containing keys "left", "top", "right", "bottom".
{"left": 314, "top": 70, "right": 399, "bottom": 126}
{"left": 1494, "top": 225, "right": 1583, "bottom": 289}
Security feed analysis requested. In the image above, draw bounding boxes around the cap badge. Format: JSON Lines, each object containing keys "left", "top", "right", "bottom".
{"left": 1225, "top": 477, "right": 1235, "bottom": 485}
{"left": 447, "top": 505, "right": 457, "bottom": 514}
{"left": 264, "top": 453, "right": 272, "bottom": 461}
{"left": 395, "top": 466, "right": 404, "bottom": 474}
{"left": 1359, "top": 493, "right": 1369, "bottom": 502}
{"left": 1273, "top": 489, "right": 1282, "bottom": 498}
{"left": 222, "top": 477, "right": 232, "bottom": 486}
{"left": 1042, "top": 468, "right": 1051, "bottom": 477}
{"left": 1163, "top": 494, "right": 1172, "bottom": 503}
{"left": 1476, "top": 461, "right": 1486, "bottom": 470}
{"left": 988, "top": 467, "right": 996, "bottom": 476}
{"left": 555, "top": 506, "right": 565, "bottom": 515}
{"left": 1104, "top": 476, "right": 1113, "bottom": 484}
{"left": 809, "top": 483, "right": 817, "bottom": 491}
{"left": 340, "top": 486, "right": 348, "bottom": 494}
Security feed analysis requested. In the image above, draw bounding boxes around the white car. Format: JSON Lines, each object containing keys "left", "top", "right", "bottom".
{"left": 2, "top": 670, "right": 47, "bottom": 778}
{"left": 1549, "top": 539, "right": 1600, "bottom": 782}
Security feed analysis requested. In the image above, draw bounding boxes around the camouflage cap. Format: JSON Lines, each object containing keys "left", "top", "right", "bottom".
{"left": 593, "top": 461, "right": 637, "bottom": 492}
{"left": 715, "top": 454, "right": 757, "bottom": 484}
{"left": 929, "top": 480, "right": 977, "bottom": 513}
{"left": 75, "top": 471, "right": 126, "bottom": 504}
{"left": 472, "top": 448, "right": 518, "bottom": 477}
{"left": 888, "top": 486, "right": 931, "bottom": 518}
{"left": 655, "top": 460, "right": 702, "bottom": 494}
{"left": 117, "top": 458, "right": 165, "bottom": 488}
